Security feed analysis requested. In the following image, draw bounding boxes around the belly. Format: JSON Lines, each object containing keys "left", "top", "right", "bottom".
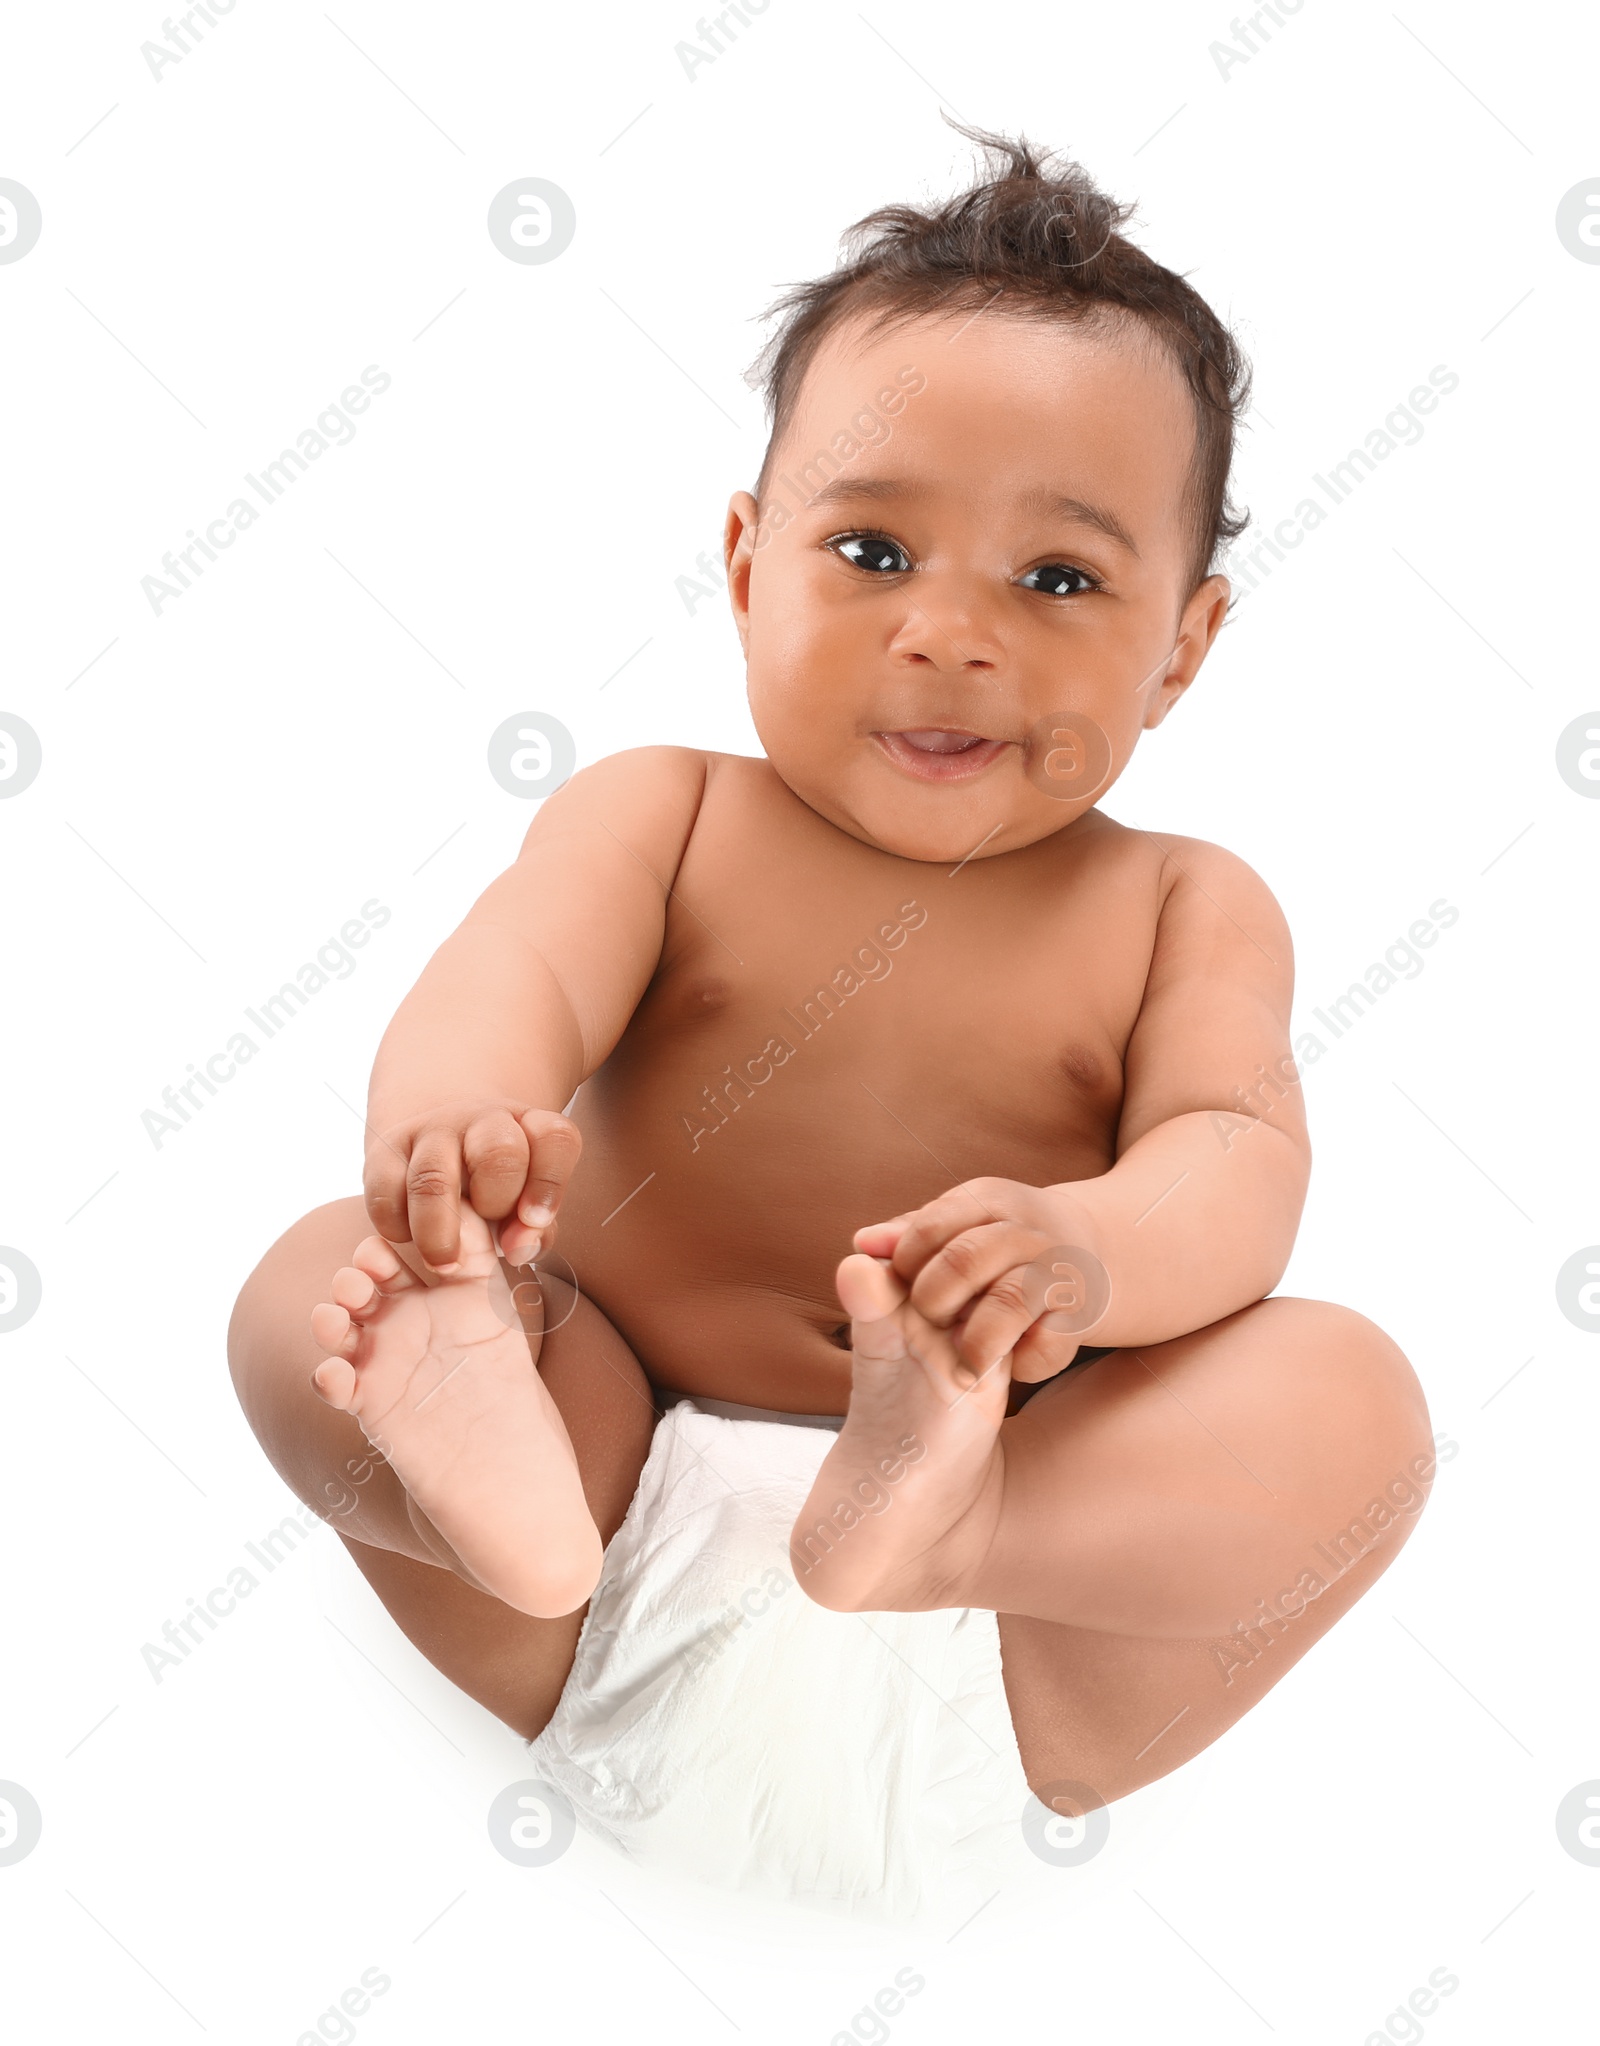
{"left": 550, "top": 1016, "right": 1116, "bottom": 1414}
{"left": 554, "top": 1074, "right": 879, "bottom": 1414}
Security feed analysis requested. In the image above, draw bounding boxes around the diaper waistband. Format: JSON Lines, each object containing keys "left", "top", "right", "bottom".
{"left": 671, "top": 1349, "right": 1119, "bottom": 1431}
{"left": 674, "top": 1394, "right": 846, "bottom": 1431}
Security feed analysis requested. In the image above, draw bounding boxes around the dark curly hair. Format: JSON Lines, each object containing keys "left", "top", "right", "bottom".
{"left": 745, "top": 116, "right": 1252, "bottom": 598}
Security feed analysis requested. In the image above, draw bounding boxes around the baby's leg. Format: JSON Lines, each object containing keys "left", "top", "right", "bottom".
{"left": 227, "top": 1197, "right": 656, "bottom": 1740}
{"left": 992, "top": 1301, "right": 1432, "bottom": 1801}
{"left": 797, "top": 1291, "right": 1432, "bottom": 1803}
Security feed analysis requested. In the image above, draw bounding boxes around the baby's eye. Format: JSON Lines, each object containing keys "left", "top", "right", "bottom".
{"left": 828, "top": 532, "right": 911, "bottom": 574}
{"left": 1016, "top": 562, "right": 1101, "bottom": 597}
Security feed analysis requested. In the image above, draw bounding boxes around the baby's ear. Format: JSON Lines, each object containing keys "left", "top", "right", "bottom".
{"left": 1144, "top": 570, "right": 1231, "bottom": 727}
{"left": 1140, "top": 677, "right": 1188, "bottom": 730}
{"left": 723, "top": 491, "right": 761, "bottom": 648}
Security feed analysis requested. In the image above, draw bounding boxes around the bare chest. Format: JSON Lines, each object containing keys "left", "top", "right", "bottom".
{"left": 582, "top": 783, "right": 1154, "bottom": 1201}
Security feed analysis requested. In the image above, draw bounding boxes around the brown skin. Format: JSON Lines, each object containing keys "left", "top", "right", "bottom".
{"left": 228, "top": 306, "right": 1431, "bottom": 1803}
{"left": 360, "top": 310, "right": 1287, "bottom": 1402}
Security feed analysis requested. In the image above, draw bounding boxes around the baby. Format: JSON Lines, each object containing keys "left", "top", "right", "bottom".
{"left": 229, "top": 123, "right": 1433, "bottom": 1832}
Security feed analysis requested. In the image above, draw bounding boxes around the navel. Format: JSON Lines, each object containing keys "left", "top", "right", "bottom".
{"left": 1059, "top": 1043, "right": 1103, "bottom": 1092}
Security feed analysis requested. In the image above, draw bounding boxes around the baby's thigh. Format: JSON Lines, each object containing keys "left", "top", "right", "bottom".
{"left": 228, "top": 1196, "right": 657, "bottom": 1740}
{"left": 342, "top": 1275, "right": 657, "bottom": 1741}
{"left": 999, "top": 1297, "right": 1434, "bottom": 1802}
{"left": 522, "top": 1270, "right": 660, "bottom": 1547}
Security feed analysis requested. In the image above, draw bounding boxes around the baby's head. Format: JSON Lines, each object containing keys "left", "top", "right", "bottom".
{"left": 725, "top": 121, "right": 1252, "bottom": 863}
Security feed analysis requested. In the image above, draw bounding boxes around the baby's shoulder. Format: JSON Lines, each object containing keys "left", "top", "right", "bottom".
{"left": 1082, "top": 814, "right": 1277, "bottom": 896}
{"left": 563, "top": 745, "right": 759, "bottom": 802}
{"left": 522, "top": 745, "right": 716, "bottom": 877}
{"left": 547, "top": 743, "right": 718, "bottom": 821}
{"left": 538, "top": 744, "right": 782, "bottom": 856}
{"left": 1068, "top": 815, "right": 1288, "bottom": 943}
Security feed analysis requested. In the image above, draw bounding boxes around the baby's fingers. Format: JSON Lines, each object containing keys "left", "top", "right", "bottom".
{"left": 406, "top": 1129, "right": 465, "bottom": 1270}
{"left": 462, "top": 1110, "right": 530, "bottom": 1221}
{"left": 955, "top": 1266, "right": 1047, "bottom": 1377}
{"left": 1009, "top": 1321, "right": 1083, "bottom": 1385}
{"left": 851, "top": 1215, "right": 913, "bottom": 1258}
{"left": 838, "top": 1255, "right": 981, "bottom": 1401}
{"left": 495, "top": 1112, "right": 582, "bottom": 1266}
{"left": 363, "top": 1138, "right": 413, "bottom": 1249}
{"left": 516, "top": 1111, "right": 583, "bottom": 1227}
{"left": 904, "top": 1307, "right": 991, "bottom": 1399}
{"left": 959, "top": 1247, "right": 1106, "bottom": 1380}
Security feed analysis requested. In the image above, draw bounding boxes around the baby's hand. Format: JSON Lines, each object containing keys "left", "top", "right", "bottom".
{"left": 852, "top": 1178, "right": 1109, "bottom": 1382}
{"left": 363, "top": 1099, "right": 581, "bottom": 1273}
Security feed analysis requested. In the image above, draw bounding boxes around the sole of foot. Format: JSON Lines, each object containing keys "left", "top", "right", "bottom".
{"left": 789, "top": 1253, "right": 1010, "bottom": 1613}
{"left": 309, "top": 1204, "right": 601, "bottom": 1617}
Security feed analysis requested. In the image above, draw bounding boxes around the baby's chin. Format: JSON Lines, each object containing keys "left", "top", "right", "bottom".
{"left": 784, "top": 761, "right": 1069, "bottom": 866}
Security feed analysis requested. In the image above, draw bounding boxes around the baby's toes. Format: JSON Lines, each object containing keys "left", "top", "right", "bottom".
{"left": 352, "top": 1235, "right": 414, "bottom": 1286}
{"left": 836, "top": 1252, "right": 907, "bottom": 1344}
{"left": 450, "top": 1201, "right": 505, "bottom": 1275}
{"left": 310, "top": 1299, "right": 356, "bottom": 1357}
{"left": 497, "top": 1217, "right": 544, "bottom": 1267}
{"left": 310, "top": 1352, "right": 359, "bottom": 1411}
{"left": 330, "top": 1264, "right": 380, "bottom": 1321}
{"left": 837, "top": 1256, "right": 975, "bottom": 1395}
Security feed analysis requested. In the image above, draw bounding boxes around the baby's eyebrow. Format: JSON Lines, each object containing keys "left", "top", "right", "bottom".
{"left": 799, "top": 475, "right": 1140, "bottom": 558}
{"left": 1012, "top": 485, "right": 1141, "bottom": 559}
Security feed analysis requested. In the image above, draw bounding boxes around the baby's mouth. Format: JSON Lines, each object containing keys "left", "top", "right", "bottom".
{"left": 873, "top": 728, "right": 1011, "bottom": 782}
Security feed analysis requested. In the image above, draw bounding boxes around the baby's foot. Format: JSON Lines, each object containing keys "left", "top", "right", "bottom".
{"left": 789, "top": 1255, "right": 1010, "bottom": 1613}
{"left": 309, "top": 1205, "right": 601, "bottom": 1617}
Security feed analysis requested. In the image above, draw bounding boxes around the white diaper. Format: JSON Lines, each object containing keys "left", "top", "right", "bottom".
{"left": 524, "top": 1396, "right": 1049, "bottom": 1924}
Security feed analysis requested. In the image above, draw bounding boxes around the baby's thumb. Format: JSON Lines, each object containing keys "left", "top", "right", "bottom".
{"left": 517, "top": 1109, "right": 582, "bottom": 1224}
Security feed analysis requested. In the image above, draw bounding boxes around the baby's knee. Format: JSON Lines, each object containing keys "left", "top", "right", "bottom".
{"left": 1280, "top": 1299, "right": 1436, "bottom": 1510}
{"left": 1267, "top": 1297, "right": 1426, "bottom": 1413}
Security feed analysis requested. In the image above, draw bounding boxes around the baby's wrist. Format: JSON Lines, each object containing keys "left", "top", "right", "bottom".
{"left": 1041, "top": 1180, "right": 1111, "bottom": 1257}
{"left": 1039, "top": 1182, "right": 1119, "bottom": 1337}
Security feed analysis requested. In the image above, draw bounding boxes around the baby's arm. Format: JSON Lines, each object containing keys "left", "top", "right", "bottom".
{"left": 859, "top": 839, "right": 1310, "bottom": 1373}
{"left": 1047, "top": 838, "right": 1310, "bottom": 1337}
{"left": 364, "top": 746, "right": 707, "bottom": 1270}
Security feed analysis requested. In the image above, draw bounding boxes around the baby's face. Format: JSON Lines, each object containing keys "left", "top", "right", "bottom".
{"left": 725, "top": 307, "right": 1231, "bottom": 863}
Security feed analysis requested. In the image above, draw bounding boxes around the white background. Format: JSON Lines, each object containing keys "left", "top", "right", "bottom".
{"left": 2, "top": 0, "right": 1597, "bottom": 2038}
